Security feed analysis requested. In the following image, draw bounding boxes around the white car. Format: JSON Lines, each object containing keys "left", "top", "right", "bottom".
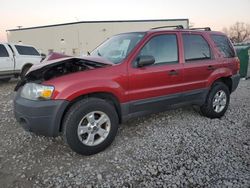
{"left": 0, "top": 43, "right": 42, "bottom": 82}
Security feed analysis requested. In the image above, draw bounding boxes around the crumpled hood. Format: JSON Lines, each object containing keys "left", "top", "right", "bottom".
{"left": 27, "top": 55, "right": 114, "bottom": 74}
{"left": 14, "top": 55, "right": 114, "bottom": 91}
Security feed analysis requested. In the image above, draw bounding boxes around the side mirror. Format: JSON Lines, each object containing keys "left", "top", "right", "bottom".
{"left": 137, "top": 55, "right": 155, "bottom": 67}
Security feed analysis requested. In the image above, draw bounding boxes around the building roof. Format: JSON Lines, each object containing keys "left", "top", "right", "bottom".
{"left": 7, "top": 19, "right": 189, "bottom": 32}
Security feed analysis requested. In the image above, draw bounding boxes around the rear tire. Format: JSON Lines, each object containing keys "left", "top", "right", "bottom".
{"left": 200, "top": 82, "right": 230, "bottom": 118}
{"left": 63, "top": 98, "right": 119, "bottom": 155}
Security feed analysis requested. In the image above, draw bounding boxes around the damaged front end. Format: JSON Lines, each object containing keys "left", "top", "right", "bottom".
{"left": 15, "top": 56, "right": 113, "bottom": 91}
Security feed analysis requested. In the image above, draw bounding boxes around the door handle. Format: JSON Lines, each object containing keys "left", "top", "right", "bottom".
{"left": 168, "top": 70, "right": 178, "bottom": 76}
{"left": 207, "top": 65, "right": 215, "bottom": 70}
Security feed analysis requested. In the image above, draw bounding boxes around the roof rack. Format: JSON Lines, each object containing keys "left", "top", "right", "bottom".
{"left": 189, "top": 27, "right": 211, "bottom": 31}
{"left": 151, "top": 25, "right": 184, "bottom": 30}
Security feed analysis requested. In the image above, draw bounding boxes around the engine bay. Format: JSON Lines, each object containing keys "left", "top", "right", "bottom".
{"left": 14, "top": 58, "right": 110, "bottom": 91}
{"left": 42, "top": 59, "right": 91, "bottom": 80}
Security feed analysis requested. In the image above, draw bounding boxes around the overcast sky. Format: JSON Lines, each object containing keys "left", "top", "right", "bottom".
{"left": 1, "top": 0, "right": 250, "bottom": 42}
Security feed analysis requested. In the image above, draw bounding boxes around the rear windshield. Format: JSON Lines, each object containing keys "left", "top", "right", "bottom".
{"left": 211, "top": 35, "right": 235, "bottom": 58}
{"left": 15, "top": 45, "right": 40, "bottom": 56}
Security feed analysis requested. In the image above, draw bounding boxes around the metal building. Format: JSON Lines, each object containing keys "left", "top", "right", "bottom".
{"left": 7, "top": 19, "right": 189, "bottom": 56}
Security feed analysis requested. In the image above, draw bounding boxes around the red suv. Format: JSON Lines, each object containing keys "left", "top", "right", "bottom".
{"left": 14, "top": 27, "right": 240, "bottom": 155}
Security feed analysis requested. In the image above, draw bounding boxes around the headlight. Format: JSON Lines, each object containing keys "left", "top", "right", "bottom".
{"left": 21, "top": 83, "right": 54, "bottom": 100}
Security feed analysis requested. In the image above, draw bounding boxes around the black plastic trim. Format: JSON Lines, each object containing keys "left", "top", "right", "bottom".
{"left": 14, "top": 91, "right": 69, "bottom": 137}
{"left": 121, "top": 88, "right": 209, "bottom": 122}
{"left": 230, "top": 74, "right": 240, "bottom": 92}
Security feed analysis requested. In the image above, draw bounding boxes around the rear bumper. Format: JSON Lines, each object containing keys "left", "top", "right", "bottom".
{"left": 14, "top": 91, "right": 69, "bottom": 137}
{"left": 231, "top": 74, "right": 241, "bottom": 92}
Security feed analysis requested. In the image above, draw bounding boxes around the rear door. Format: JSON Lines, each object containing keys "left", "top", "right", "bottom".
{"left": 181, "top": 33, "right": 222, "bottom": 93}
{"left": 0, "top": 44, "right": 14, "bottom": 73}
{"left": 128, "top": 33, "right": 184, "bottom": 113}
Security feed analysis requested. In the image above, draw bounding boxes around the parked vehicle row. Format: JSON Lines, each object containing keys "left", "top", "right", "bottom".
{"left": 13, "top": 27, "right": 240, "bottom": 155}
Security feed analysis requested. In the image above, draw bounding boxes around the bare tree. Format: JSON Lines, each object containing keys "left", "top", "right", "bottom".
{"left": 223, "top": 22, "right": 250, "bottom": 43}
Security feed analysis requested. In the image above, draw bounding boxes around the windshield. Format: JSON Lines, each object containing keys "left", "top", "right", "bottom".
{"left": 91, "top": 33, "right": 145, "bottom": 64}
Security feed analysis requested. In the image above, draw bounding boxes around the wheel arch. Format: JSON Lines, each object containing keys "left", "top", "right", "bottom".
{"left": 207, "top": 67, "right": 233, "bottom": 93}
{"left": 211, "top": 77, "right": 233, "bottom": 93}
{"left": 21, "top": 63, "right": 33, "bottom": 71}
{"left": 59, "top": 92, "right": 122, "bottom": 132}
{"left": 21, "top": 63, "right": 33, "bottom": 75}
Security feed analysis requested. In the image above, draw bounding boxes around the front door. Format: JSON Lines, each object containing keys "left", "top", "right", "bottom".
{"left": 128, "top": 33, "right": 183, "bottom": 113}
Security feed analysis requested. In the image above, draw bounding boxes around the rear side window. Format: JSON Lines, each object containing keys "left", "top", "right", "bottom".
{"left": 183, "top": 34, "right": 211, "bottom": 62}
{"left": 15, "top": 45, "right": 40, "bottom": 56}
{"left": 0, "top": 44, "right": 9, "bottom": 57}
{"left": 139, "top": 34, "right": 178, "bottom": 64}
{"left": 211, "top": 35, "right": 235, "bottom": 58}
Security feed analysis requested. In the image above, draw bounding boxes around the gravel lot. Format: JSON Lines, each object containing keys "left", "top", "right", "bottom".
{"left": 0, "top": 79, "right": 249, "bottom": 188}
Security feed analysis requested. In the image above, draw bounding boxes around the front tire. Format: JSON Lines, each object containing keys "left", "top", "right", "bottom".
{"left": 200, "top": 82, "right": 230, "bottom": 118}
{"left": 63, "top": 98, "right": 119, "bottom": 155}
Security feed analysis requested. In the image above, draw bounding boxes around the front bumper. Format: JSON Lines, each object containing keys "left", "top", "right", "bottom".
{"left": 231, "top": 73, "right": 241, "bottom": 92}
{"left": 14, "top": 91, "right": 69, "bottom": 137}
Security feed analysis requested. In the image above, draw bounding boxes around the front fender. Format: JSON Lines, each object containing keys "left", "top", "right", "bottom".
{"left": 52, "top": 80, "right": 127, "bottom": 103}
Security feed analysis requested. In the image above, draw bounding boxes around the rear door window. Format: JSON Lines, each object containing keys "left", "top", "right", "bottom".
{"left": 211, "top": 35, "right": 235, "bottom": 58}
{"left": 183, "top": 34, "right": 211, "bottom": 62}
{"left": 15, "top": 45, "right": 40, "bottom": 56}
{"left": 0, "top": 44, "right": 9, "bottom": 57}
